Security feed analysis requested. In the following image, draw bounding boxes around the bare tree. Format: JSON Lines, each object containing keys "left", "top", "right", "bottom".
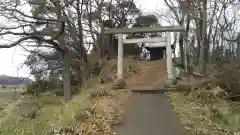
{"left": 0, "top": 0, "right": 76, "bottom": 101}
{"left": 163, "top": 0, "right": 240, "bottom": 73}
{"left": 164, "top": 0, "right": 187, "bottom": 67}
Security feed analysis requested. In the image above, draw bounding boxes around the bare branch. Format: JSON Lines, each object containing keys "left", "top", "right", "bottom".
{"left": 0, "top": 35, "right": 62, "bottom": 51}
{"left": 1, "top": 7, "right": 64, "bottom": 22}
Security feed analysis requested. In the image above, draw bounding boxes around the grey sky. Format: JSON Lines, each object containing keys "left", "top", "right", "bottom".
{"left": 0, "top": 0, "right": 165, "bottom": 77}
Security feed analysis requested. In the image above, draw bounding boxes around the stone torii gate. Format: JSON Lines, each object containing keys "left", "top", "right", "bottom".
{"left": 105, "top": 26, "right": 185, "bottom": 84}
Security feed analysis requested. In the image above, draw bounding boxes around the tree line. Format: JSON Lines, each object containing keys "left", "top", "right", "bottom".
{"left": 160, "top": 0, "right": 240, "bottom": 72}
{"left": 0, "top": 0, "right": 239, "bottom": 100}
{"left": 0, "top": 0, "right": 161, "bottom": 100}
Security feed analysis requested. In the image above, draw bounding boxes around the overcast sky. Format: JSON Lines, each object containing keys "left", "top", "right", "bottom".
{"left": 0, "top": 0, "right": 165, "bottom": 77}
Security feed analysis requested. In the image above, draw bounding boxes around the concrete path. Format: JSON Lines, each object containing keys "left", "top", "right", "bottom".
{"left": 115, "top": 92, "right": 186, "bottom": 135}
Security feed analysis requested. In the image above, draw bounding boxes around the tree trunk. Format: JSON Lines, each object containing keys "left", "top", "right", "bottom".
{"left": 179, "top": 33, "right": 184, "bottom": 67}
{"left": 198, "top": 0, "right": 207, "bottom": 73}
{"left": 109, "top": 34, "right": 117, "bottom": 59}
{"left": 236, "top": 41, "right": 240, "bottom": 63}
{"left": 204, "top": 37, "right": 209, "bottom": 70}
{"left": 184, "top": 13, "right": 191, "bottom": 72}
{"left": 199, "top": 41, "right": 205, "bottom": 72}
{"left": 58, "top": 32, "right": 72, "bottom": 101}
{"left": 63, "top": 51, "right": 71, "bottom": 101}
{"left": 196, "top": 24, "right": 201, "bottom": 65}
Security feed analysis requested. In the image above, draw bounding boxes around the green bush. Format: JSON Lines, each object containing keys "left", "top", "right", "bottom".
{"left": 1, "top": 85, "right": 6, "bottom": 89}
{"left": 26, "top": 80, "right": 60, "bottom": 96}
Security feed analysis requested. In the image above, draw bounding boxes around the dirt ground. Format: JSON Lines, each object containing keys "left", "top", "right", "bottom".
{"left": 116, "top": 59, "right": 168, "bottom": 90}
{"left": 100, "top": 58, "right": 167, "bottom": 90}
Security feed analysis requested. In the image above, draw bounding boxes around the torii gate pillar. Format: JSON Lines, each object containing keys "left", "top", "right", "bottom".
{"left": 117, "top": 33, "right": 123, "bottom": 80}
{"left": 165, "top": 32, "right": 174, "bottom": 84}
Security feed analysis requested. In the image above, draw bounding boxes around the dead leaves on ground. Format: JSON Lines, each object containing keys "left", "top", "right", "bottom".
{"left": 90, "top": 89, "right": 112, "bottom": 99}
{"left": 38, "top": 96, "right": 63, "bottom": 105}
{"left": 52, "top": 89, "right": 131, "bottom": 135}
{"left": 169, "top": 88, "right": 240, "bottom": 135}
{"left": 81, "top": 90, "right": 131, "bottom": 135}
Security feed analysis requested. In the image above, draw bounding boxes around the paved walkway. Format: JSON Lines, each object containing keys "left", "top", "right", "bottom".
{"left": 115, "top": 59, "right": 186, "bottom": 135}
{"left": 114, "top": 92, "right": 185, "bottom": 135}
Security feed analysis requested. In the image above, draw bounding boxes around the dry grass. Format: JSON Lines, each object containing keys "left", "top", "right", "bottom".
{"left": 50, "top": 89, "right": 132, "bottom": 135}
{"left": 99, "top": 57, "right": 142, "bottom": 84}
{"left": 77, "top": 89, "right": 132, "bottom": 135}
{"left": 168, "top": 90, "right": 240, "bottom": 135}
{"left": 0, "top": 90, "right": 92, "bottom": 135}
{"left": 0, "top": 85, "right": 26, "bottom": 123}
{"left": 0, "top": 90, "right": 23, "bottom": 109}
{"left": 0, "top": 86, "right": 132, "bottom": 135}
{"left": 37, "top": 95, "right": 63, "bottom": 105}
{"left": 169, "top": 63, "right": 240, "bottom": 135}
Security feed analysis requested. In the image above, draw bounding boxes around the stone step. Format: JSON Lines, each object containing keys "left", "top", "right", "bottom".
{"left": 164, "top": 85, "right": 178, "bottom": 91}
{"left": 164, "top": 84, "right": 177, "bottom": 88}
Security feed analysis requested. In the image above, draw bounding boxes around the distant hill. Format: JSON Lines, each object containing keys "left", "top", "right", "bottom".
{"left": 0, "top": 75, "right": 32, "bottom": 85}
